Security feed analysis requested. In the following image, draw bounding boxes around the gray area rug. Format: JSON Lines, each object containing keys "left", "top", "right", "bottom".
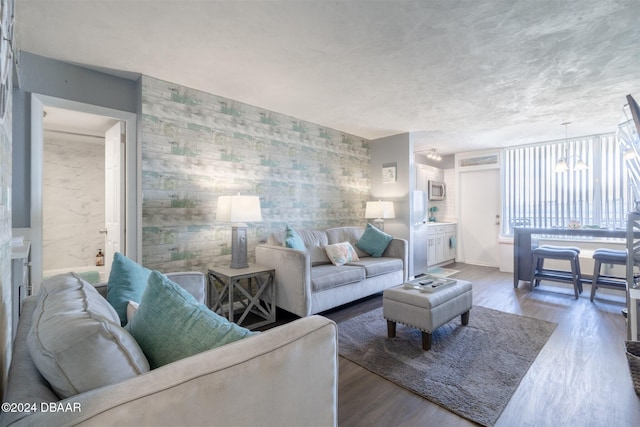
{"left": 338, "top": 306, "right": 557, "bottom": 426}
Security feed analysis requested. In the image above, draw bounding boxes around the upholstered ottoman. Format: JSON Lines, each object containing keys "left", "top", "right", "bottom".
{"left": 383, "top": 280, "right": 473, "bottom": 350}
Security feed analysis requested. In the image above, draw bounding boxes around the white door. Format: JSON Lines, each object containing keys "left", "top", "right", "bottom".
{"left": 459, "top": 169, "right": 500, "bottom": 266}
{"left": 105, "top": 122, "right": 125, "bottom": 273}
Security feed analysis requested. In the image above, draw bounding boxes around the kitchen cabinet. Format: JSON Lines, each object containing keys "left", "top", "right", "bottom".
{"left": 427, "top": 225, "right": 445, "bottom": 266}
{"left": 445, "top": 225, "right": 457, "bottom": 260}
{"left": 427, "top": 223, "right": 457, "bottom": 266}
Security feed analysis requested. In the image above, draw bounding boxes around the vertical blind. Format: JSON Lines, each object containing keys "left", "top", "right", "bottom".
{"left": 502, "top": 133, "right": 630, "bottom": 235}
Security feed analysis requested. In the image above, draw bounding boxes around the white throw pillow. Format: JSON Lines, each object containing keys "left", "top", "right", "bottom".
{"left": 27, "top": 273, "right": 150, "bottom": 399}
{"left": 324, "top": 241, "right": 360, "bottom": 266}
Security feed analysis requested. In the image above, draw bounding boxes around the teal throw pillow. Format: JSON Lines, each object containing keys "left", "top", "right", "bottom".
{"left": 107, "top": 252, "right": 151, "bottom": 326}
{"left": 126, "top": 271, "right": 258, "bottom": 369}
{"left": 284, "top": 225, "right": 306, "bottom": 250}
{"left": 356, "top": 223, "right": 393, "bottom": 257}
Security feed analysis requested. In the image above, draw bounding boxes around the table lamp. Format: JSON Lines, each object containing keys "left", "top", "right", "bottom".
{"left": 365, "top": 200, "right": 395, "bottom": 231}
{"left": 216, "top": 194, "right": 262, "bottom": 268}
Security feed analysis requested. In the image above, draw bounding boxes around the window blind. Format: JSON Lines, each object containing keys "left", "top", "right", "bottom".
{"left": 502, "top": 133, "right": 630, "bottom": 235}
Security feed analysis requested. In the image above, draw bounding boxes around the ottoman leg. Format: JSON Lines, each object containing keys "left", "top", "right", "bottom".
{"left": 461, "top": 310, "right": 470, "bottom": 325}
{"left": 422, "top": 332, "right": 432, "bottom": 351}
{"left": 387, "top": 320, "right": 396, "bottom": 338}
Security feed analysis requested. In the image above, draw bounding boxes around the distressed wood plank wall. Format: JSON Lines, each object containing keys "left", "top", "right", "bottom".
{"left": 141, "top": 76, "right": 370, "bottom": 272}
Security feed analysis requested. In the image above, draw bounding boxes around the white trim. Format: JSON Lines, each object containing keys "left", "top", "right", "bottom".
{"left": 455, "top": 149, "right": 502, "bottom": 171}
{"left": 30, "top": 93, "right": 140, "bottom": 294}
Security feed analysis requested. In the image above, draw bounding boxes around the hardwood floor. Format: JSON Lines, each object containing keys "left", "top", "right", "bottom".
{"left": 317, "top": 263, "right": 640, "bottom": 427}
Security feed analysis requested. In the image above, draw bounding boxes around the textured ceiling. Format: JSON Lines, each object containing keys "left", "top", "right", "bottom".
{"left": 14, "top": 0, "right": 640, "bottom": 154}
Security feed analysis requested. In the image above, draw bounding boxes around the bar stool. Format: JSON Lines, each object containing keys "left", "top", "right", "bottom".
{"left": 590, "top": 248, "right": 627, "bottom": 302}
{"left": 530, "top": 245, "right": 583, "bottom": 299}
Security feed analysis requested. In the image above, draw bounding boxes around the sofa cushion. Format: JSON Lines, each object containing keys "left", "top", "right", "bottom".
{"left": 284, "top": 224, "right": 306, "bottom": 250}
{"left": 107, "top": 252, "right": 151, "bottom": 326}
{"left": 126, "top": 271, "right": 258, "bottom": 369}
{"left": 299, "top": 230, "right": 331, "bottom": 265}
{"left": 269, "top": 228, "right": 331, "bottom": 266}
{"left": 27, "top": 273, "right": 150, "bottom": 399}
{"left": 347, "top": 257, "right": 404, "bottom": 278}
{"left": 311, "top": 264, "right": 366, "bottom": 292}
{"left": 356, "top": 224, "right": 393, "bottom": 257}
{"left": 324, "top": 241, "right": 360, "bottom": 266}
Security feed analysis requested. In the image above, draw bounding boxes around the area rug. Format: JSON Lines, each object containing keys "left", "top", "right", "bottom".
{"left": 338, "top": 306, "right": 557, "bottom": 426}
{"left": 425, "top": 267, "right": 460, "bottom": 277}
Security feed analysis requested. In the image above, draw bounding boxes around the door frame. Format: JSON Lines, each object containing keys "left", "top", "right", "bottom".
{"left": 30, "top": 93, "right": 140, "bottom": 294}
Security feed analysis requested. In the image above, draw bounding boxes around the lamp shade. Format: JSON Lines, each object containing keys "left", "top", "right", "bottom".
{"left": 216, "top": 195, "right": 262, "bottom": 223}
{"left": 365, "top": 201, "right": 395, "bottom": 219}
{"left": 574, "top": 159, "right": 589, "bottom": 171}
{"left": 554, "top": 159, "right": 569, "bottom": 173}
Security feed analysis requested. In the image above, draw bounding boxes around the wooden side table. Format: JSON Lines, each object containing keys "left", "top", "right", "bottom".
{"left": 207, "top": 264, "right": 275, "bottom": 329}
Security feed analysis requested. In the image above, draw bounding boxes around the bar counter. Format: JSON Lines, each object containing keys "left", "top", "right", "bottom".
{"left": 513, "top": 226, "right": 630, "bottom": 288}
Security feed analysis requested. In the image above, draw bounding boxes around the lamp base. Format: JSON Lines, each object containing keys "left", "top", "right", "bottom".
{"left": 372, "top": 219, "right": 385, "bottom": 232}
{"left": 230, "top": 225, "right": 249, "bottom": 269}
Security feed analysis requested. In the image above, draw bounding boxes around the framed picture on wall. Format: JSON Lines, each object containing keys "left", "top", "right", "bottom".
{"left": 382, "top": 162, "right": 397, "bottom": 183}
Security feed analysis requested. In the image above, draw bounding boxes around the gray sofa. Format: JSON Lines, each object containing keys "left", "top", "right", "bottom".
{"left": 1, "top": 272, "right": 338, "bottom": 426}
{"left": 256, "top": 226, "right": 408, "bottom": 317}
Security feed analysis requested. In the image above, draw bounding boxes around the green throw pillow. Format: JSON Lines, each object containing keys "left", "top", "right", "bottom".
{"left": 284, "top": 224, "right": 306, "bottom": 250}
{"left": 126, "top": 271, "right": 258, "bottom": 369}
{"left": 356, "top": 223, "right": 393, "bottom": 257}
{"left": 107, "top": 252, "right": 151, "bottom": 326}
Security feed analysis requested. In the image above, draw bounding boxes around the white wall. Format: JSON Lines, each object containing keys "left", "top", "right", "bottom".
{"left": 42, "top": 133, "right": 105, "bottom": 271}
{"left": 426, "top": 168, "right": 456, "bottom": 223}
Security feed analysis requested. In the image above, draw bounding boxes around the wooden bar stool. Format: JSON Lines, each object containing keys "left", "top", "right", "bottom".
{"left": 590, "top": 248, "right": 627, "bottom": 301}
{"left": 530, "top": 245, "right": 583, "bottom": 299}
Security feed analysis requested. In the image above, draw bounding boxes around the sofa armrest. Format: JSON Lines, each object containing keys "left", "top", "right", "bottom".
{"left": 93, "top": 272, "right": 206, "bottom": 305}
{"left": 11, "top": 315, "right": 337, "bottom": 427}
{"left": 383, "top": 238, "right": 409, "bottom": 282}
{"left": 166, "top": 271, "right": 206, "bottom": 305}
{"left": 256, "top": 244, "right": 312, "bottom": 317}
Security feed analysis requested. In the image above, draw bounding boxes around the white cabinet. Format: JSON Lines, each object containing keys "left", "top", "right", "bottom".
{"left": 445, "top": 224, "right": 457, "bottom": 261}
{"left": 427, "top": 223, "right": 457, "bottom": 266}
{"left": 427, "top": 225, "right": 445, "bottom": 266}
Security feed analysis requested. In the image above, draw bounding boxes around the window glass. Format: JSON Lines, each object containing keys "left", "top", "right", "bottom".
{"left": 502, "top": 133, "right": 630, "bottom": 235}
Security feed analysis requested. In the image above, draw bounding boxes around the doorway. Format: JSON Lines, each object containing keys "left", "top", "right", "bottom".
{"left": 41, "top": 107, "right": 120, "bottom": 283}
{"left": 31, "top": 94, "right": 139, "bottom": 294}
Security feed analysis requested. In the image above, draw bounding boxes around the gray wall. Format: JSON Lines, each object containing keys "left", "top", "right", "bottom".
{"left": 11, "top": 51, "right": 140, "bottom": 226}
{"left": 368, "top": 133, "right": 413, "bottom": 242}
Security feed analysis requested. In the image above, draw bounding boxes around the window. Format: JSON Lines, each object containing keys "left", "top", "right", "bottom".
{"left": 502, "top": 133, "right": 630, "bottom": 235}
